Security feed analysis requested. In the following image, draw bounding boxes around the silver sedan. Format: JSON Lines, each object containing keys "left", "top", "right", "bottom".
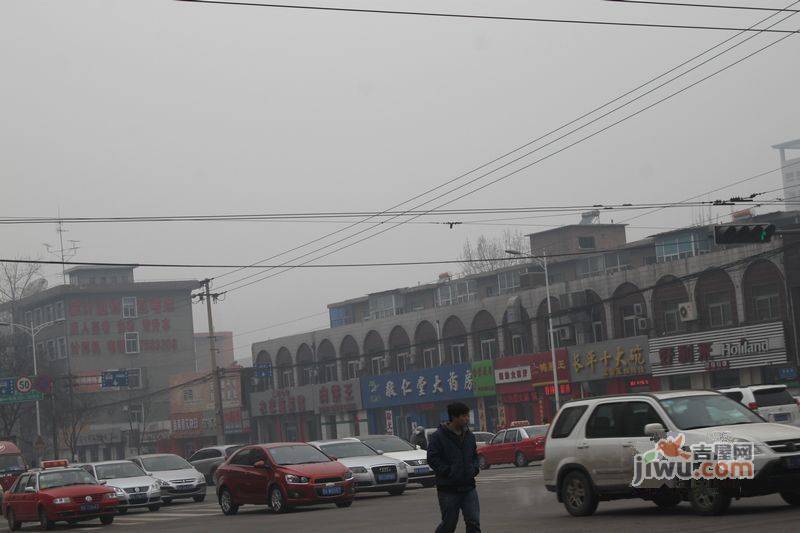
{"left": 310, "top": 439, "right": 408, "bottom": 495}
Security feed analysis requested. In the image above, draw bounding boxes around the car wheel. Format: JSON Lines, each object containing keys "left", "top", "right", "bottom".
{"left": 336, "top": 501, "right": 353, "bottom": 508}
{"left": 193, "top": 494, "right": 206, "bottom": 503}
{"left": 148, "top": 505, "right": 161, "bottom": 512}
{"left": 118, "top": 507, "right": 128, "bottom": 514}
{"left": 100, "top": 515, "right": 114, "bottom": 525}
{"left": 560, "top": 471, "right": 598, "bottom": 517}
{"left": 780, "top": 491, "right": 800, "bottom": 506}
{"left": 270, "top": 486, "right": 287, "bottom": 514}
{"left": 478, "top": 455, "right": 490, "bottom": 470}
{"left": 388, "top": 488, "right": 404, "bottom": 496}
{"left": 38, "top": 507, "right": 54, "bottom": 530}
{"left": 689, "top": 482, "right": 731, "bottom": 516}
{"left": 652, "top": 490, "right": 682, "bottom": 509}
{"left": 219, "top": 487, "right": 239, "bottom": 516}
{"left": 514, "top": 452, "right": 529, "bottom": 468}
{"left": 6, "top": 508, "right": 21, "bottom": 531}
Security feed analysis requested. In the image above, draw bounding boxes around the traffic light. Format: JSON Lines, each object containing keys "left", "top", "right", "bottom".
{"left": 713, "top": 224, "right": 776, "bottom": 245}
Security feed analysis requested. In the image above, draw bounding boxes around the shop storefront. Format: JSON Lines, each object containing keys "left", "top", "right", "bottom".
{"left": 471, "top": 360, "right": 498, "bottom": 432}
{"left": 361, "top": 363, "right": 481, "bottom": 439}
{"left": 568, "top": 336, "right": 653, "bottom": 397}
{"left": 250, "top": 385, "right": 319, "bottom": 443}
{"left": 649, "top": 322, "right": 789, "bottom": 390}
{"left": 494, "top": 350, "right": 570, "bottom": 427}
{"left": 317, "top": 379, "right": 366, "bottom": 439}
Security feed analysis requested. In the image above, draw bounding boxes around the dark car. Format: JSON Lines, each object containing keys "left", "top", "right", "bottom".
{"left": 189, "top": 445, "right": 243, "bottom": 484}
{"left": 214, "top": 443, "right": 355, "bottom": 515}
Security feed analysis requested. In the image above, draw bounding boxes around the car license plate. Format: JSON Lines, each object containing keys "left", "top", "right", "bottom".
{"left": 377, "top": 473, "right": 397, "bottom": 482}
{"left": 774, "top": 413, "right": 791, "bottom": 422}
{"left": 322, "top": 486, "right": 342, "bottom": 496}
{"left": 80, "top": 503, "right": 100, "bottom": 512}
{"left": 785, "top": 456, "right": 800, "bottom": 469}
{"left": 415, "top": 467, "right": 430, "bottom": 474}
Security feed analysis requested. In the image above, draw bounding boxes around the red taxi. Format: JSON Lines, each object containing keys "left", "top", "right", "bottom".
{"left": 2, "top": 460, "right": 118, "bottom": 530}
{"left": 214, "top": 443, "right": 355, "bottom": 515}
{"left": 0, "top": 442, "right": 28, "bottom": 493}
{"left": 478, "top": 425, "right": 548, "bottom": 469}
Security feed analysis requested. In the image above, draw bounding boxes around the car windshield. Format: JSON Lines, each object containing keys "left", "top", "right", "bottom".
{"left": 39, "top": 469, "right": 97, "bottom": 490}
{"left": 0, "top": 455, "right": 25, "bottom": 471}
{"left": 269, "top": 445, "right": 332, "bottom": 466}
{"left": 141, "top": 456, "right": 192, "bottom": 472}
{"left": 319, "top": 442, "right": 377, "bottom": 459}
{"left": 474, "top": 433, "right": 493, "bottom": 443}
{"left": 95, "top": 462, "right": 146, "bottom": 480}
{"left": 362, "top": 437, "right": 415, "bottom": 453}
{"left": 522, "top": 426, "right": 548, "bottom": 438}
{"left": 660, "top": 394, "right": 764, "bottom": 430}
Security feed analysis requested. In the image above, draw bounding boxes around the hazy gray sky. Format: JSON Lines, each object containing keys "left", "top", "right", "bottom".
{"left": 2, "top": 0, "right": 798, "bottom": 358}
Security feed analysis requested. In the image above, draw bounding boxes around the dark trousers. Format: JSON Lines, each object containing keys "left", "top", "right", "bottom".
{"left": 435, "top": 488, "right": 481, "bottom": 533}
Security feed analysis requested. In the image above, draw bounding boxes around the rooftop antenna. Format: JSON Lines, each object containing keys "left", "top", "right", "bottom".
{"left": 43, "top": 209, "right": 80, "bottom": 284}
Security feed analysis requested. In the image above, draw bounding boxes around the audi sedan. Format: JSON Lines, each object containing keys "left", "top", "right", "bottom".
{"left": 310, "top": 439, "right": 408, "bottom": 495}
{"left": 128, "top": 454, "right": 206, "bottom": 504}
{"left": 78, "top": 461, "right": 161, "bottom": 513}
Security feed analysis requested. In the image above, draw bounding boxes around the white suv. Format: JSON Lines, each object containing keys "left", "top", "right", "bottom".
{"left": 718, "top": 385, "right": 800, "bottom": 426}
{"left": 543, "top": 390, "right": 800, "bottom": 517}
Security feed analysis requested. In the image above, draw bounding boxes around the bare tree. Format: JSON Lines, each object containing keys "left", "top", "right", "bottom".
{"left": 459, "top": 229, "right": 528, "bottom": 275}
{"left": 55, "top": 386, "right": 96, "bottom": 461}
{"left": 125, "top": 392, "right": 154, "bottom": 456}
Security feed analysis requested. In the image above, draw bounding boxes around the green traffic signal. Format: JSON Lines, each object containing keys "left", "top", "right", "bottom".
{"left": 714, "top": 224, "right": 776, "bottom": 245}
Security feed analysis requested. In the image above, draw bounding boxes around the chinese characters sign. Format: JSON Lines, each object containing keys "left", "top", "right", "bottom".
{"left": 494, "top": 365, "right": 530, "bottom": 385}
{"left": 649, "top": 322, "right": 787, "bottom": 377}
{"left": 361, "top": 363, "right": 474, "bottom": 409}
{"left": 251, "top": 385, "right": 317, "bottom": 417}
{"left": 568, "top": 336, "right": 650, "bottom": 382}
{"left": 470, "top": 360, "right": 496, "bottom": 398}
{"left": 318, "top": 379, "right": 362, "bottom": 414}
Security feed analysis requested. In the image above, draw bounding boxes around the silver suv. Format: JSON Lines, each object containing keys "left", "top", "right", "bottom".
{"left": 718, "top": 385, "right": 800, "bottom": 426}
{"left": 543, "top": 390, "right": 800, "bottom": 517}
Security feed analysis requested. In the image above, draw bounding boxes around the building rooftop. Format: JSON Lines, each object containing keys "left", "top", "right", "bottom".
{"left": 64, "top": 264, "right": 137, "bottom": 274}
{"left": 525, "top": 223, "right": 627, "bottom": 239}
{"left": 772, "top": 138, "right": 800, "bottom": 150}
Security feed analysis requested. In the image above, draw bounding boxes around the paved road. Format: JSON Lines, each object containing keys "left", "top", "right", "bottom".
{"left": 4, "top": 466, "right": 800, "bottom": 531}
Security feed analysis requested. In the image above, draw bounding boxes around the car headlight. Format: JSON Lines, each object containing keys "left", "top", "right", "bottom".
{"left": 114, "top": 487, "right": 126, "bottom": 497}
{"left": 103, "top": 493, "right": 119, "bottom": 501}
{"left": 397, "top": 463, "right": 407, "bottom": 472}
{"left": 150, "top": 482, "right": 160, "bottom": 492}
{"left": 157, "top": 478, "right": 171, "bottom": 487}
{"left": 404, "top": 459, "right": 427, "bottom": 466}
{"left": 349, "top": 466, "right": 368, "bottom": 474}
{"left": 344, "top": 470, "right": 354, "bottom": 480}
{"left": 732, "top": 437, "right": 767, "bottom": 456}
{"left": 53, "top": 497, "right": 72, "bottom": 505}
{"left": 196, "top": 477, "right": 206, "bottom": 485}
{"left": 285, "top": 474, "right": 310, "bottom": 484}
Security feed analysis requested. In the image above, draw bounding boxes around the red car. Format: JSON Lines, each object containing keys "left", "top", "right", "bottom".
{"left": 3, "top": 461, "right": 118, "bottom": 530}
{"left": 478, "top": 425, "right": 548, "bottom": 469}
{"left": 214, "top": 443, "right": 355, "bottom": 515}
{"left": 0, "top": 442, "right": 28, "bottom": 493}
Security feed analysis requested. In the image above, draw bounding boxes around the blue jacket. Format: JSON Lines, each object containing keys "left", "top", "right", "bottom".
{"left": 426, "top": 423, "right": 479, "bottom": 492}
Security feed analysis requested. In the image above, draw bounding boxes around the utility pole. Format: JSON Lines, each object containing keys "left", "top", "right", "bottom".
{"left": 201, "top": 279, "right": 226, "bottom": 446}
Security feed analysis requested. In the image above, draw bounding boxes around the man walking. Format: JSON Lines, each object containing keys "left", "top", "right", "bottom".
{"left": 427, "top": 402, "right": 481, "bottom": 533}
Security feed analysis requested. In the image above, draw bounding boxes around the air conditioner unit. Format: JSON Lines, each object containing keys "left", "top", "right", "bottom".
{"left": 678, "top": 302, "right": 698, "bottom": 322}
{"left": 637, "top": 317, "right": 650, "bottom": 331}
{"left": 633, "top": 303, "right": 644, "bottom": 316}
{"left": 554, "top": 326, "right": 572, "bottom": 341}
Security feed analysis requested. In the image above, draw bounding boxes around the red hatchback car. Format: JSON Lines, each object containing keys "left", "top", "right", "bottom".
{"left": 3, "top": 462, "right": 118, "bottom": 530}
{"left": 478, "top": 425, "right": 548, "bottom": 469}
{"left": 214, "top": 443, "right": 355, "bottom": 515}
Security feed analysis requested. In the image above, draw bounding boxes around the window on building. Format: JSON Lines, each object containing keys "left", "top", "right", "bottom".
{"left": 57, "top": 337, "right": 68, "bottom": 359}
{"left": 511, "top": 335, "right": 525, "bottom": 355}
{"left": 127, "top": 403, "right": 144, "bottom": 424}
{"left": 371, "top": 356, "right": 385, "bottom": 375}
{"left": 36, "top": 342, "right": 45, "bottom": 357}
{"left": 397, "top": 352, "right": 411, "bottom": 373}
{"left": 369, "top": 294, "right": 403, "bottom": 320}
{"left": 480, "top": 338, "right": 498, "bottom": 360}
{"left": 33, "top": 308, "right": 42, "bottom": 327}
{"left": 752, "top": 284, "right": 780, "bottom": 321}
{"left": 323, "top": 362, "right": 337, "bottom": 383}
{"left": 663, "top": 301, "right": 681, "bottom": 334}
{"left": 122, "top": 297, "right": 137, "bottom": 318}
{"left": 486, "top": 285, "right": 498, "bottom": 297}
{"left": 44, "top": 305, "right": 53, "bottom": 324}
{"left": 422, "top": 347, "right": 438, "bottom": 368}
{"left": 576, "top": 256, "right": 604, "bottom": 278}
{"left": 280, "top": 368, "right": 294, "bottom": 388}
{"left": 24, "top": 311, "right": 32, "bottom": 327}
{"left": 604, "top": 252, "right": 631, "bottom": 272}
{"left": 436, "top": 285, "right": 453, "bottom": 307}
{"left": 707, "top": 291, "right": 733, "bottom": 328}
{"left": 621, "top": 304, "right": 639, "bottom": 337}
{"left": 498, "top": 271, "right": 521, "bottom": 294}
{"left": 329, "top": 306, "right": 353, "bottom": 328}
{"left": 578, "top": 236, "right": 596, "bottom": 250}
{"left": 301, "top": 366, "right": 316, "bottom": 385}
{"left": 54, "top": 301, "right": 65, "bottom": 321}
{"left": 592, "top": 321, "right": 605, "bottom": 343}
{"left": 346, "top": 360, "right": 360, "bottom": 380}
{"left": 450, "top": 344, "right": 467, "bottom": 364}
{"left": 46, "top": 340, "right": 57, "bottom": 361}
{"left": 124, "top": 332, "right": 140, "bottom": 354}
{"left": 128, "top": 369, "right": 142, "bottom": 389}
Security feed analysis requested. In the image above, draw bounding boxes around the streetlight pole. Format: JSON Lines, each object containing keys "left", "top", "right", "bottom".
{"left": 505, "top": 249, "right": 560, "bottom": 412}
{"left": 0, "top": 320, "right": 56, "bottom": 444}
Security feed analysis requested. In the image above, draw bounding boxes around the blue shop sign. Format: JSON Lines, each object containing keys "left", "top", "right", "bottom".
{"left": 102, "top": 370, "right": 129, "bottom": 388}
{"left": 361, "top": 363, "right": 474, "bottom": 409}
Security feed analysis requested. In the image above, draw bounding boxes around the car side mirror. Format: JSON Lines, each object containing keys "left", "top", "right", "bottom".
{"left": 328, "top": 456, "right": 338, "bottom": 461}
{"left": 644, "top": 423, "right": 666, "bottom": 438}
{"left": 376, "top": 450, "right": 385, "bottom": 455}
{"left": 99, "top": 480, "right": 107, "bottom": 485}
{"left": 415, "top": 445, "right": 421, "bottom": 450}
{"left": 24, "top": 486, "right": 35, "bottom": 493}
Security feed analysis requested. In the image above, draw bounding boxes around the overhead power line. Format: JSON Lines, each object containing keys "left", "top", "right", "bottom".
{"left": 174, "top": 0, "right": 800, "bottom": 33}
{"left": 605, "top": 0, "right": 800, "bottom": 13}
